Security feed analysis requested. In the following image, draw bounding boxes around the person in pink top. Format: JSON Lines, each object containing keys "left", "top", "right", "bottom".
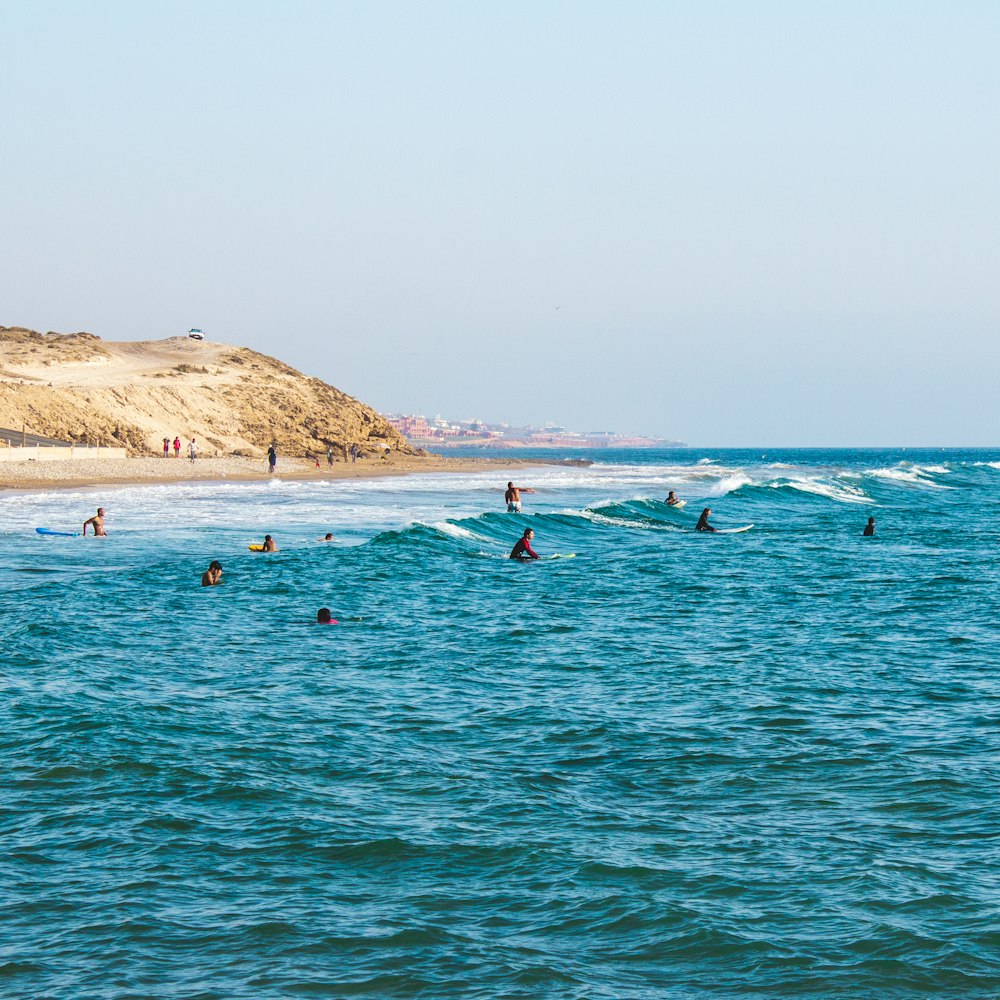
{"left": 173, "top": 436, "right": 181, "bottom": 458}
{"left": 509, "top": 528, "right": 540, "bottom": 561}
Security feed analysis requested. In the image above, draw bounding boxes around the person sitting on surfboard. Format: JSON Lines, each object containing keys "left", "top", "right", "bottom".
{"left": 202, "top": 561, "right": 223, "bottom": 586}
{"left": 262, "top": 534, "right": 278, "bottom": 552}
{"left": 82, "top": 507, "right": 107, "bottom": 537}
{"left": 505, "top": 482, "right": 536, "bottom": 513}
{"left": 695, "top": 508, "right": 717, "bottom": 532}
{"left": 510, "top": 528, "right": 540, "bottom": 560}
{"left": 665, "top": 491, "right": 682, "bottom": 506}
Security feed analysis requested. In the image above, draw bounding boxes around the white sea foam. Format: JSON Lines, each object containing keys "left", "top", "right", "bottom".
{"left": 779, "top": 478, "right": 869, "bottom": 504}
{"left": 427, "top": 521, "right": 492, "bottom": 543}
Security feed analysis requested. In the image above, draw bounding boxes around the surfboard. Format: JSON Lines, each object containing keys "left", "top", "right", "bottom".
{"left": 716, "top": 524, "right": 754, "bottom": 534}
{"left": 546, "top": 553, "right": 577, "bottom": 560}
{"left": 248, "top": 544, "right": 266, "bottom": 551}
{"left": 35, "top": 527, "right": 79, "bottom": 537}
{"left": 665, "top": 500, "right": 686, "bottom": 509}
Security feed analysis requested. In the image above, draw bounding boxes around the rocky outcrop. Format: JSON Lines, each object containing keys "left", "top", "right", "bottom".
{"left": 0, "top": 327, "right": 420, "bottom": 458}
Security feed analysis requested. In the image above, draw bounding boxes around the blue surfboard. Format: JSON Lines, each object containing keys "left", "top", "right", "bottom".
{"left": 35, "top": 527, "right": 79, "bottom": 537}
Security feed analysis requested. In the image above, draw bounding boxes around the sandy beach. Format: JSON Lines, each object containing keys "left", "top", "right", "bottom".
{"left": 0, "top": 453, "right": 546, "bottom": 492}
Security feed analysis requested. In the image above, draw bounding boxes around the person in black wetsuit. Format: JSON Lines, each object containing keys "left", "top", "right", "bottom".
{"left": 695, "top": 507, "right": 716, "bottom": 532}
{"left": 863, "top": 517, "right": 875, "bottom": 536}
{"left": 510, "top": 528, "right": 540, "bottom": 560}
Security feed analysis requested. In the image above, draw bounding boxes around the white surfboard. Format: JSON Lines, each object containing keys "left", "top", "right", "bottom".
{"left": 715, "top": 524, "right": 754, "bottom": 534}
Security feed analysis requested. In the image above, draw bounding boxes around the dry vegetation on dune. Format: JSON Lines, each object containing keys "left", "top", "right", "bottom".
{"left": 0, "top": 327, "right": 419, "bottom": 458}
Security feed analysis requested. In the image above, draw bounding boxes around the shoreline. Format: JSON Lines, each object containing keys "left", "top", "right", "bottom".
{"left": 0, "top": 454, "right": 548, "bottom": 494}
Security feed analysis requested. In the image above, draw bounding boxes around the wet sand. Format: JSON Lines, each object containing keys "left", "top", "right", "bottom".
{"left": 0, "top": 454, "right": 545, "bottom": 492}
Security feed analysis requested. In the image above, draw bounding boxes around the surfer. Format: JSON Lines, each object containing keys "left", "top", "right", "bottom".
{"left": 510, "top": 527, "right": 540, "bottom": 561}
{"left": 82, "top": 507, "right": 107, "bottom": 537}
{"left": 505, "top": 482, "right": 536, "bottom": 513}
{"left": 201, "top": 561, "right": 223, "bottom": 586}
{"left": 695, "top": 508, "right": 717, "bottom": 532}
{"left": 863, "top": 517, "right": 875, "bottom": 537}
{"left": 665, "top": 491, "right": 682, "bottom": 506}
{"left": 262, "top": 535, "right": 278, "bottom": 552}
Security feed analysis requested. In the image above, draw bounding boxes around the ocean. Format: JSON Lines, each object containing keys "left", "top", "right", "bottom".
{"left": 2, "top": 447, "right": 999, "bottom": 999}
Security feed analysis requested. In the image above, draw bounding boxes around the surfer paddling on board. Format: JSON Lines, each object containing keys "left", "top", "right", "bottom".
{"left": 665, "top": 491, "right": 682, "bottom": 507}
{"left": 695, "top": 508, "right": 717, "bottom": 532}
{"left": 510, "top": 528, "right": 540, "bottom": 561}
{"left": 505, "top": 482, "right": 536, "bottom": 513}
{"left": 82, "top": 508, "right": 107, "bottom": 537}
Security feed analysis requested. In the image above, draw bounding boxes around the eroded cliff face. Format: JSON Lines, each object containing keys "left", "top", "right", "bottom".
{"left": 0, "top": 328, "right": 419, "bottom": 457}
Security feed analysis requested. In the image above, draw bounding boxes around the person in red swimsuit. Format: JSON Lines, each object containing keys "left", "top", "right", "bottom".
{"left": 510, "top": 528, "right": 540, "bottom": 560}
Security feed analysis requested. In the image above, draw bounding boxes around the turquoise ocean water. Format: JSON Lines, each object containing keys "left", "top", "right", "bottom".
{"left": 2, "top": 447, "right": 999, "bottom": 999}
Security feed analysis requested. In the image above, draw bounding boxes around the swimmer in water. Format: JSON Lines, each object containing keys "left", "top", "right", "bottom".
{"left": 504, "top": 482, "right": 536, "bottom": 513}
{"left": 510, "top": 527, "right": 540, "bottom": 560}
{"left": 201, "top": 560, "right": 223, "bottom": 586}
{"left": 665, "top": 491, "right": 682, "bottom": 506}
{"left": 262, "top": 534, "right": 278, "bottom": 552}
{"left": 695, "top": 508, "right": 717, "bottom": 532}
{"left": 320, "top": 533, "right": 335, "bottom": 541}
{"left": 863, "top": 517, "right": 875, "bottom": 536}
{"left": 317, "top": 607, "right": 339, "bottom": 624}
{"left": 83, "top": 507, "right": 107, "bottom": 536}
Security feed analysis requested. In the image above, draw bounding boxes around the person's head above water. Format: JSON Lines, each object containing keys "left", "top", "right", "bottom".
{"left": 209, "top": 560, "right": 222, "bottom": 572}
{"left": 667, "top": 491, "right": 676, "bottom": 499}
{"left": 523, "top": 528, "right": 534, "bottom": 539}
{"left": 317, "top": 608, "right": 332, "bottom": 623}
{"left": 324, "top": 533, "right": 333, "bottom": 540}
{"left": 867, "top": 517, "right": 875, "bottom": 524}
{"left": 265, "top": 534, "right": 272, "bottom": 541}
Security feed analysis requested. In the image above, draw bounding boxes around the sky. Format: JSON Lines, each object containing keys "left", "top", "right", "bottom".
{"left": 2, "top": 1, "right": 998, "bottom": 446}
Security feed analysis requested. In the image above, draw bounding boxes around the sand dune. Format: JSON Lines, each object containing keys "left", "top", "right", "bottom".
{"left": 0, "top": 328, "right": 415, "bottom": 458}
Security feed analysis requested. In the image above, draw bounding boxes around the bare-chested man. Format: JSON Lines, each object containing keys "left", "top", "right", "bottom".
{"left": 262, "top": 534, "right": 278, "bottom": 552}
{"left": 83, "top": 507, "right": 107, "bottom": 536}
{"left": 504, "top": 482, "right": 536, "bottom": 513}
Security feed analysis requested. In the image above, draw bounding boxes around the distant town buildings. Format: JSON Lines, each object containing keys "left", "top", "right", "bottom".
{"left": 384, "top": 414, "right": 683, "bottom": 449}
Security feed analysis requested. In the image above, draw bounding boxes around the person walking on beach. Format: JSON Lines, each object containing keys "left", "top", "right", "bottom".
{"left": 863, "top": 517, "right": 876, "bottom": 536}
{"left": 162, "top": 437, "right": 170, "bottom": 458}
{"left": 350, "top": 444, "right": 358, "bottom": 463}
{"left": 505, "top": 482, "right": 536, "bottom": 513}
{"left": 202, "top": 561, "right": 223, "bottom": 586}
{"left": 267, "top": 445, "right": 277, "bottom": 474}
{"left": 173, "top": 436, "right": 181, "bottom": 458}
{"left": 327, "top": 447, "right": 334, "bottom": 467}
{"left": 83, "top": 507, "right": 107, "bottom": 537}
{"left": 188, "top": 439, "right": 198, "bottom": 462}
{"left": 510, "top": 527, "right": 540, "bottom": 561}
{"left": 695, "top": 508, "right": 717, "bottom": 532}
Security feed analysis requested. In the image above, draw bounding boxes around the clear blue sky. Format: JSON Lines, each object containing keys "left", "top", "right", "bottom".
{"left": 2, "top": 1, "right": 997, "bottom": 445}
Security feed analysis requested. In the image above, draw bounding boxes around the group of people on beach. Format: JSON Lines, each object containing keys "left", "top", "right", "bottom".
{"left": 162, "top": 436, "right": 198, "bottom": 461}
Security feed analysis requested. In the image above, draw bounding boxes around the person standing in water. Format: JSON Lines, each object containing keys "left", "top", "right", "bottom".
{"left": 863, "top": 517, "right": 875, "bottom": 536}
{"left": 202, "top": 561, "right": 223, "bottom": 586}
{"left": 505, "top": 482, "right": 536, "bottom": 513}
{"left": 510, "top": 527, "right": 540, "bottom": 560}
{"left": 262, "top": 535, "right": 278, "bottom": 552}
{"left": 695, "top": 508, "right": 717, "bottom": 532}
{"left": 83, "top": 507, "right": 107, "bottom": 536}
